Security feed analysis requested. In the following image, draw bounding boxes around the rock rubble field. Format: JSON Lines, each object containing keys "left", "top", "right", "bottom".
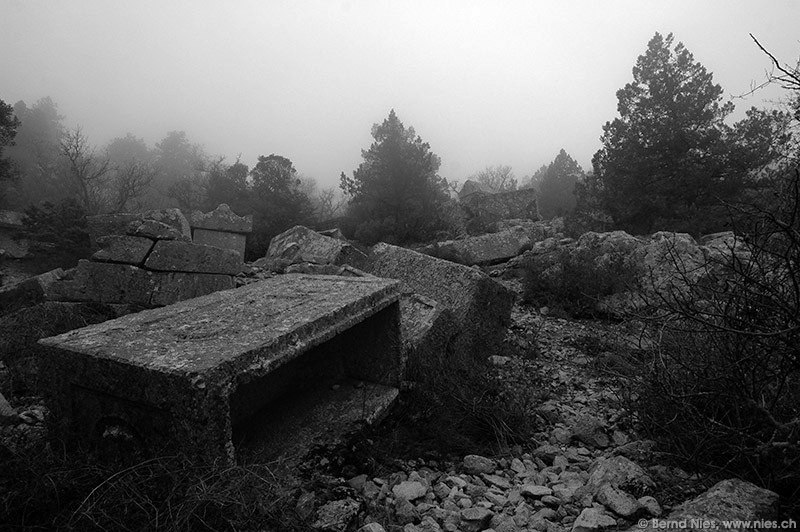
{"left": 300, "top": 293, "right": 781, "bottom": 531}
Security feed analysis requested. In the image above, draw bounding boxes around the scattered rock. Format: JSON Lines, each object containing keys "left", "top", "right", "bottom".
{"left": 595, "top": 484, "right": 641, "bottom": 517}
{"left": 312, "top": 498, "right": 360, "bottom": 531}
{"left": 464, "top": 455, "right": 497, "bottom": 475}
{"left": 393, "top": 480, "right": 428, "bottom": 501}
{"left": 572, "top": 507, "right": 617, "bottom": 532}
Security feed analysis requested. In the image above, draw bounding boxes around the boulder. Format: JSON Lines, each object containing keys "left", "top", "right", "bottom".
{"left": 463, "top": 454, "right": 497, "bottom": 475}
{"left": 631, "top": 479, "right": 778, "bottom": 532}
{"left": 595, "top": 484, "right": 641, "bottom": 517}
{"left": 312, "top": 498, "right": 360, "bottom": 531}
{"left": 367, "top": 243, "right": 514, "bottom": 359}
{"left": 267, "top": 225, "right": 367, "bottom": 267}
{"left": 423, "top": 226, "right": 532, "bottom": 265}
{"left": 583, "top": 456, "right": 655, "bottom": 498}
{"left": 572, "top": 507, "right": 617, "bottom": 532}
{"left": 145, "top": 240, "right": 243, "bottom": 274}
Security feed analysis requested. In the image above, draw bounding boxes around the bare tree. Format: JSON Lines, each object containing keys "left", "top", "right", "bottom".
{"left": 315, "top": 187, "right": 346, "bottom": 220}
{"left": 468, "top": 165, "right": 517, "bottom": 192}
{"left": 59, "top": 126, "right": 111, "bottom": 214}
{"left": 110, "top": 160, "right": 156, "bottom": 212}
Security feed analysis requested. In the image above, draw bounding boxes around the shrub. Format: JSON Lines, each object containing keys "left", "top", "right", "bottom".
{"left": 0, "top": 443, "right": 302, "bottom": 531}
{"left": 626, "top": 168, "right": 800, "bottom": 508}
{"left": 521, "top": 240, "right": 639, "bottom": 318}
{"left": 19, "top": 199, "right": 91, "bottom": 264}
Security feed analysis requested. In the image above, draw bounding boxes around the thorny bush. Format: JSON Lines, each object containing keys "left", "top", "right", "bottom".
{"left": 629, "top": 169, "right": 800, "bottom": 510}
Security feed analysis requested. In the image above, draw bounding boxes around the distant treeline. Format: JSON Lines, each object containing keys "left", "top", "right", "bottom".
{"left": 1, "top": 32, "right": 798, "bottom": 261}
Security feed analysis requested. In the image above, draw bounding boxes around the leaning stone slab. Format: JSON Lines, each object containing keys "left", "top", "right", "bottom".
{"left": 629, "top": 479, "right": 778, "bottom": 532}
{"left": 38, "top": 274, "right": 402, "bottom": 462}
{"left": 145, "top": 240, "right": 243, "bottom": 274}
{"left": 190, "top": 204, "right": 252, "bottom": 233}
{"left": 46, "top": 260, "right": 233, "bottom": 307}
{"left": 399, "top": 292, "right": 457, "bottom": 378}
{"left": 367, "top": 243, "right": 514, "bottom": 359}
{"left": 92, "top": 235, "right": 154, "bottom": 265}
{"left": 423, "top": 226, "right": 532, "bottom": 265}
{"left": 267, "top": 225, "right": 367, "bottom": 267}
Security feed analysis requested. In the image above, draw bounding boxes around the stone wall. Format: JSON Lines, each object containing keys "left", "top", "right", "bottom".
{"left": 459, "top": 181, "right": 539, "bottom": 230}
{"left": 50, "top": 206, "right": 247, "bottom": 309}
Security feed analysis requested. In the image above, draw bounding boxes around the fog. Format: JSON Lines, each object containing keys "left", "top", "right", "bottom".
{"left": 2, "top": 0, "right": 798, "bottom": 186}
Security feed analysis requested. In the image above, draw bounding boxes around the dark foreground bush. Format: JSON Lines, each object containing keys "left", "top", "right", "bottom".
{"left": 625, "top": 169, "right": 800, "bottom": 512}
{"left": 0, "top": 441, "right": 302, "bottom": 531}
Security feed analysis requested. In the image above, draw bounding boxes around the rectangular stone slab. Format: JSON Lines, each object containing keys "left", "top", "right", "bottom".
{"left": 38, "top": 273, "right": 402, "bottom": 461}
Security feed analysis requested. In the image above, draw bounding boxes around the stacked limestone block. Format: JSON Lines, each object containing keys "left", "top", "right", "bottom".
{"left": 49, "top": 208, "right": 241, "bottom": 308}
{"left": 190, "top": 204, "right": 253, "bottom": 259}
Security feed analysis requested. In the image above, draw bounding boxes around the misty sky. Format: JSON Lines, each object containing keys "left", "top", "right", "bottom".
{"left": 2, "top": 1, "right": 799, "bottom": 189}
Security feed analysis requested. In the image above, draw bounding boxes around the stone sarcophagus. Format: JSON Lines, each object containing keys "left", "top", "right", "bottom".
{"left": 38, "top": 274, "right": 402, "bottom": 462}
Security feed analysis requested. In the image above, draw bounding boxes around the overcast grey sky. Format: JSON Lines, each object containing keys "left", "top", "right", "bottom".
{"left": 2, "top": 1, "right": 799, "bottom": 188}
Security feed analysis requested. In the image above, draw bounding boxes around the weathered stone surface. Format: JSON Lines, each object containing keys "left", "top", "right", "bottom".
{"left": 393, "top": 480, "right": 428, "bottom": 501}
{"left": 357, "top": 524, "right": 387, "bottom": 532}
{"left": 85, "top": 212, "right": 142, "bottom": 250}
{"left": 191, "top": 228, "right": 246, "bottom": 258}
{"left": 87, "top": 209, "right": 191, "bottom": 250}
{"left": 521, "top": 484, "right": 553, "bottom": 498}
{"left": 368, "top": 243, "right": 514, "bottom": 359}
{"left": 141, "top": 208, "right": 192, "bottom": 240}
{"left": 463, "top": 454, "right": 497, "bottom": 475}
{"left": 127, "top": 219, "right": 189, "bottom": 241}
{"left": 0, "top": 268, "right": 65, "bottom": 315}
{"left": 572, "top": 507, "right": 617, "bottom": 532}
{"left": 312, "top": 498, "right": 360, "bottom": 531}
{"left": 631, "top": 479, "right": 778, "bottom": 532}
{"left": 584, "top": 456, "right": 655, "bottom": 498}
{"left": 423, "top": 227, "right": 532, "bottom": 265}
{"left": 399, "top": 292, "right": 458, "bottom": 379}
{"left": 596, "top": 484, "right": 641, "bottom": 517}
{"left": 571, "top": 415, "right": 610, "bottom": 448}
{"left": 92, "top": 235, "right": 154, "bottom": 265}
{"left": 149, "top": 272, "right": 235, "bottom": 307}
{"left": 39, "top": 274, "right": 402, "bottom": 462}
{"left": 267, "top": 225, "right": 367, "bottom": 267}
{"left": 460, "top": 506, "right": 493, "bottom": 532}
{"left": 145, "top": 240, "right": 243, "bottom": 274}
{"left": 190, "top": 204, "right": 252, "bottom": 233}
{"left": 46, "top": 260, "right": 233, "bottom": 307}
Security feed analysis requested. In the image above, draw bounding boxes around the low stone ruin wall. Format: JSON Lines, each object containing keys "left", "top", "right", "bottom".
{"left": 48, "top": 204, "right": 251, "bottom": 309}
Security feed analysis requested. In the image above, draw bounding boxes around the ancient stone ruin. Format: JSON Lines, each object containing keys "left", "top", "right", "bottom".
{"left": 46, "top": 205, "right": 250, "bottom": 309}
{"left": 458, "top": 179, "right": 540, "bottom": 229}
{"left": 0, "top": 209, "right": 786, "bottom": 530}
{"left": 39, "top": 274, "right": 402, "bottom": 462}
